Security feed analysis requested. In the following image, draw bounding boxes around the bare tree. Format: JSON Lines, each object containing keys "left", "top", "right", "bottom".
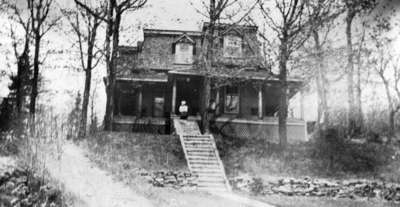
{"left": 195, "top": 0, "right": 256, "bottom": 133}
{"left": 369, "top": 16, "right": 397, "bottom": 138}
{"left": 199, "top": 0, "right": 232, "bottom": 133}
{"left": 307, "top": 0, "right": 343, "bottom": 136}
{"left": 6, "top": 1, "right": 33, "bottom": 116}
{"left": 27, "top": 0, "right": 59, "bottom": 118}
{"left": 343, "top": 0, "right": 377, "bottom": 136}
{"left": 371, "top": 43, "right": 400, "bottom": 138}
{"left": 75, "top": 0, "right": 147, "bottom": 131}
{"left": 258, "top": 0, "right": 315, "bottom": 149}
{"left": 63, "top": 2, "right": 105, "bottom": 139}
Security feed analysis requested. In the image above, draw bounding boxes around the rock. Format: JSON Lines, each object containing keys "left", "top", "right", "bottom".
{"left": 272, "top": 185, "right": 294, "bottom": 196}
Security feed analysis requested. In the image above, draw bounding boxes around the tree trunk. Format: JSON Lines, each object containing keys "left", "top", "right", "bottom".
{"left": 78, "top": 20, "right": 99, "bottom": 139}
{"left": 389, "top": 110, "right": 395, "bottom": 137}
{"left": 30, "top": 35, "right": 41, "bottom": 117}
{"left": 355, "top": 27, "right": 366, "bottom": 134}
{"left": 103, "top": 2, "right": 115, "bottom": 131}
{"left": 201, "top": 76, "right": 211, "bottom": 133}
{"left": 346, "top": 10, "right": 356, "bottom": 136}
{"left": 313, "top": 31, "right": 328, "bottom": 137}
{"left": 200, "top": 1, "right": 216, "bottom": 133}
{"left": 278, "top": 40, "right": 289, "bottom": 149}
{"left": 78, "top": 68, "right": 92, "bottom": 138}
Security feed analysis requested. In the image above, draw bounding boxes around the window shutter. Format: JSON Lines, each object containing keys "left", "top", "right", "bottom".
{"left": 220, "top": 37, "right": 224, "bottom": 47}
{"left": 193, "top": 43, "right": 196, "bottom": 55}
{"left": 172, "top": 43, "right": 176, "bottom": 54}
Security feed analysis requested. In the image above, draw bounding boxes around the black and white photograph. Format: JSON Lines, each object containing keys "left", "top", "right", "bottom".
{"left": 0, "top": 0, "right": 400, "bottom": 206}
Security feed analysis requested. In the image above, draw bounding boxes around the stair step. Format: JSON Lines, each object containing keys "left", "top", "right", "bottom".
{"left": 186, "top": 150, "right": 215, "bottom": 154}
{"left": 189, "top": 160, "right": 219, "bottom": 164}
{"left": 184, "top": 140, "right": 212, "bottom": 143}
{"left": 185, "top": 147, "right": 214, "bottom": 151}
{"left": 187, "top": 154, "right": 215, "bottom": 158}
{"left": 184, "top": 143, "right": 213, "bottom": 147}
{"left": 187, "top": 156, "right": 218, "bottom": 160}
{"left": 192, "top": 167, "right": 223, "bottom": 171}
{"left": 189, "top": 161, "right": 220, "bottom": 166}
{"left": 183, "top": 139, "right": 212, "bottom": 143}
{"left": 183, "top": 135, "right": 212, "bottom": 138}
{"left": 191, "top": 165, "right": 221, "bottom": 169}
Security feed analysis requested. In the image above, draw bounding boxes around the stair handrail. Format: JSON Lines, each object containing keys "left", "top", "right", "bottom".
{"left": 208, "top": 133, "right": 232, "bottom": 192}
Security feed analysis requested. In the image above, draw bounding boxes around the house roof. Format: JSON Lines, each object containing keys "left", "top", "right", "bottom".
{"left": 202, "top": 22, "right": 258, "bottom": 32}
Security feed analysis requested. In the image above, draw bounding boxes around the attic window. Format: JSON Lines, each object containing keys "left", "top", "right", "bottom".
{"left": 174, "top": 43, "right": 193, "bottom": 64}
{"left": 223, "top": 35, "right": 242, "bottom": 58}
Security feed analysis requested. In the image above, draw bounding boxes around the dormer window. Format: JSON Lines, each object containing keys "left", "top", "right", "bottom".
{"left": 175, "top": 43, "right": 193, "bottom": 64}
{"left": 173, "top": 34, "right": 195, "bottom": 65}
{"left": 223, "top": 35, "right": 242, "bottom": 58}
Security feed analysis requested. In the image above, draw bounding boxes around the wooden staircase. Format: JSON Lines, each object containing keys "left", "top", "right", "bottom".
{"left": 173, "top": 119, "right": 231, "bottom": 192}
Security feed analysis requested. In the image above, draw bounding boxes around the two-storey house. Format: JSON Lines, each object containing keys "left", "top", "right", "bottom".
{"left": 112, "top": 23, "right": 307, "bottom": 143}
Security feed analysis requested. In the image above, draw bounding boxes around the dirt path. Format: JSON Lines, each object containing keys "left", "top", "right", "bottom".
{"left": 45, "top": 142, "right": 153, "bottom": 207}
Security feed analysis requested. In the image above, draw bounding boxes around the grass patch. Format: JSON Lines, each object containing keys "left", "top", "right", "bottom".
{"left": 84, "top": 132, "right": 187, "bottom": 171}
{"left": 215, "top": 133, "right": 400, "bottom": 182}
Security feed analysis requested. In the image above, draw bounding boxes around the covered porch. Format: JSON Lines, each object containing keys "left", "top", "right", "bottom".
{"left": 168, "top": 70, "right": 308, "bottom": 142}
{"left": 112, "top": 70, "right": 307, "bottom": 142}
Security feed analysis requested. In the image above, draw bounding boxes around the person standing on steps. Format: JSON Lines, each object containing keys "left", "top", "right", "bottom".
{"left": 179, "top": 100, "right": 188, "bottom": 119}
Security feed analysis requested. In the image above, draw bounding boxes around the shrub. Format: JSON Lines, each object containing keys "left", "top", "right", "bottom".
{"left": 315, "top": 127, "right": 394, "bottom": 174}
{"left": 249, "top": 177, "right": 264, "bottom": 195}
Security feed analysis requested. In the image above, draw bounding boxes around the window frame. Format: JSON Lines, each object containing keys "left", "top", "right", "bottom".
{"left": 223, "top": 35, "right": 243, "bottom": 58}
{"left": 224, "top": 86, "right": 240, "bottom": 114}
{"left": 174, "top": 42, "right": 194, "bottom": 65}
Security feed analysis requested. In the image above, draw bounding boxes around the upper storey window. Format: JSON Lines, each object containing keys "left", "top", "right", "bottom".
{"left": 173, "top": 34, "right": 195, "bottom": 65}
{"left": 223, "top": 35, "right": 242, "bottom": 58}
{"left": 175, "top": 43, "right": 194, "bottom": 64}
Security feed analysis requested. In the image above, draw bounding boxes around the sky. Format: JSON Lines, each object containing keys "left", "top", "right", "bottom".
{"left": 1, "top": 0, "right": 400, "bottom": 121}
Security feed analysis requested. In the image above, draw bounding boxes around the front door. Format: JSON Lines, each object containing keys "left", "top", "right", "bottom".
{"left": 153, "top": 97, "right": 165, "bottom": 117}
{"left": 176, "top": 77, "right": 201, "bottom": 116}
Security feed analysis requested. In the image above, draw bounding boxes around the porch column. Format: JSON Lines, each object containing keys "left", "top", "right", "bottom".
{"left": 258, "top": 85, "right": 263, "bottom": 119}
{"left": 216, "top": 88, "right": 220, "bottom": 112}
{"left": 300, "top": 89, "right": 304, "bottom": 120}
{"left": 137, "top": 87, "right": 143, "bottom": 116}
{"left": 171, "top": 78, "right": 177, "bottom": 114}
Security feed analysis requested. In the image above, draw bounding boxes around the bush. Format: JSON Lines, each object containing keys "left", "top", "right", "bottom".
{"left": 315, "top": 127, "right": 394, "bottom": 174}
{"left": 249, "top": 177, "right": 264, "bottom": 195}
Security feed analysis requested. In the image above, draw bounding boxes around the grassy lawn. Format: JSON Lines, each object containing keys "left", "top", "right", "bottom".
{"left": 82, "top": 132, "right": 400, "bottom": 207}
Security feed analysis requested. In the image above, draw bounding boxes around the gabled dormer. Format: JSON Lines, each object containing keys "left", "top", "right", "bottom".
{"left": 172, "top": 34, "right": 196, "bottom": 65}
{"left": 220, "top": 27, "right": 244, "bottom": 58}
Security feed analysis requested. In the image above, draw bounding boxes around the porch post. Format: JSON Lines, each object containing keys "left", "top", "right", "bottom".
{"left": 138, "top": 87, "right": 143, "bottom": 117}
{"left": 300, "top": 88, "right": 304, "bottom": 120}
{"left": 258, "top": 84, "right": 263, "bottom": 119}
{"left": 171, "top": 78, "right": 177, "bottom": 114}
{"left": 216, "top": 88, "right": 220, "bottom": 112}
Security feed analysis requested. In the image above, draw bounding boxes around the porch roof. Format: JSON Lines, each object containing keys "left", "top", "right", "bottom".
{"left": 116, "top": 73, "right": 168, "bottom": 83}
{"left": 168, "top": 69, "right": 303, "bottom": 83}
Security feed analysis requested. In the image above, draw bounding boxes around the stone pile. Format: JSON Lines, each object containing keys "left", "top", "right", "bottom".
{"left": 139, "top": 170, "right": 198, "bottom": 190}
{"left": 0, "top": 167, "right": 64, "bottom": 206}
{"left": 230, "top": 175, "right": 400, "bottom": 202}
